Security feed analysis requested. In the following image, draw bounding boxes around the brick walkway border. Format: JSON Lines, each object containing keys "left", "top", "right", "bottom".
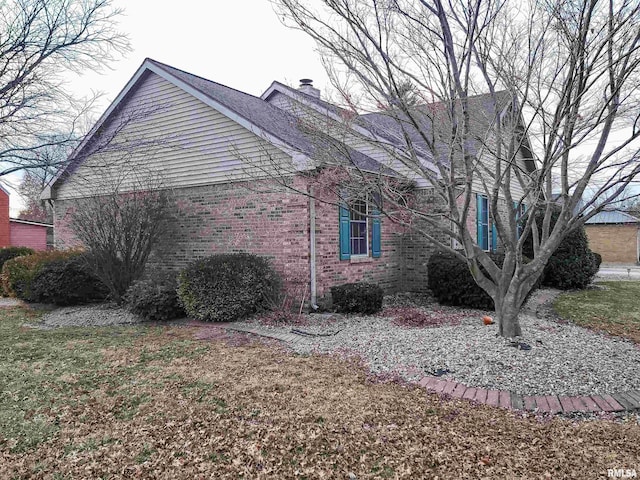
{"left": 196, "top": 322, "right": 640, "bottom": 415}
{"left": 417, "top": 375, "right": 640, "bottom": 414}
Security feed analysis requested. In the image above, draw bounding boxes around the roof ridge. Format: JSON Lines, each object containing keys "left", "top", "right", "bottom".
{"left": 147, "top": 58, "right": 264, "bottom": 100}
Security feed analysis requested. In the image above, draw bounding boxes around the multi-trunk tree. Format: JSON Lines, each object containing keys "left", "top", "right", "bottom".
{"left": 273, "top": 0, "right": 640, "bottom": 337}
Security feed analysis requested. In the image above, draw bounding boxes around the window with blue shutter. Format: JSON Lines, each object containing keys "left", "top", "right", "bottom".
{"left": 491, "top": 222, "right": 498, "bottom": 253}
{"left": 338, "top": 193, "right": 382, "bottom": 259}
{"left": 476, "top": 194, "right": 490, "bottom": 251}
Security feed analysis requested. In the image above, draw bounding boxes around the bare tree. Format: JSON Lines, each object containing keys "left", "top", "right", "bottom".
{"left": 17, "top": 170, "right": 53, "bottom": 222}
{"left": 272, "top": 0, "right": 640, "bottom": 337}
{"left": 70, "top": 170, "right": 176, "bottom": 304}
{"left": 0, "top": 0, "right": 129, "bottom": 178}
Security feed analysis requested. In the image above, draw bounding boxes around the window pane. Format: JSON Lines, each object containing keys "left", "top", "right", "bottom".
{"left": 349, "top": 198, "right": 368, "bottom": 256}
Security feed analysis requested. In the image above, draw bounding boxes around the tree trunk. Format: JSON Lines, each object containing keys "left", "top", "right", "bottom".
{"left": 494, "top": 290, "right": 523, "bottom": 338}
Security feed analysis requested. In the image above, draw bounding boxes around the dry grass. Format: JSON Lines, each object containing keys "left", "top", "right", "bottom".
{"left": 554, "top": 281, "right": 640, "bottom": 344}
{"left": 1, "top": 305, "right": 639, "bottom": 479}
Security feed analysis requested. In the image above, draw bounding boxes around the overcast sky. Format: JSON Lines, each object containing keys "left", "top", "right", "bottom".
{"left": 5, "top": 0, "right": 329, "bottom": 214}
{"left": 4, "top": 1, "right": 638, "bottom": 214}
{"left": 73, "top": 0, "right": 329, "bottom": 107}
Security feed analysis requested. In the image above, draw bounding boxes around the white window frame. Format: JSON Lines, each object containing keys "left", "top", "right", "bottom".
{"left": 349, "top": 196, "right": 369, "bottom": 257}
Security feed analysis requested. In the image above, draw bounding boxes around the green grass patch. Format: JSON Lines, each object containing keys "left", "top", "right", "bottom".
{"left": 554, "top": 281, "right": 640, "bottom": 343}
{"left": 0, "top": 306, "right": 206, "bottom": 453}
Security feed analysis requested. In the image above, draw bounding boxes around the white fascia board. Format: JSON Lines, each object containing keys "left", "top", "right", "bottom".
{"left": 146, "top": 64, "right": 313, "bottom": 170}
{"left": 261, "top": 82, "right": 439, "bottom": 177}
{"left": 9, "top": 218, "right": 53, "bottom": 227}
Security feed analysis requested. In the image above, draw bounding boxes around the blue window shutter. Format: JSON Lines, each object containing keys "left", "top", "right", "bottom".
{"left": 339, "top": 202, "right": 350, "bottom": 260}
{"left": 371, "top": 194, "right": 381, "bottom": 258}
{"left": 476, "top": 194, "right": 484, "bottom": 249}
{"left": 491, "top": 222, "right": 498, "bottom": 252}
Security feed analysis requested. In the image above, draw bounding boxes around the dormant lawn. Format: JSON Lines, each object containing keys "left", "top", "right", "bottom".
{"left": 1, "top": 301, "right": 638, "bottom": 479}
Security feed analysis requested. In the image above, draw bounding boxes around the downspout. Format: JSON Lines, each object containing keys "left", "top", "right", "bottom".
{"left": 309, "top": 186, "right": 318, "bottom": 309}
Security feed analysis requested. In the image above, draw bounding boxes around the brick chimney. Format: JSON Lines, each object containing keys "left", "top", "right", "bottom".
{"left": 0, "top": 185, "right": 10, "bottom": 247}
{"left": 298, "top": 78, "right": 320, "bottom": 99}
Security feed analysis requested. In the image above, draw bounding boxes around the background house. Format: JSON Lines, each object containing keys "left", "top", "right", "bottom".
{"left": 585, "top": 210, "right": 640, "bottom": 264}
{"left": 0, "top": 184, "right": 53, "bottom": 251}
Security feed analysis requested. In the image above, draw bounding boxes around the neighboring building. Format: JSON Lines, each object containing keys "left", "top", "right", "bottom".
{"left": 42, "top": 58, "right": 535, "bottom": 302}
{"left": 9, "top": 218, "right": 53, "bottom": 251}
{"left": 0, "top": 185, "right": 52, "bottom": 251}
{"left": 585, "top": 210, "right": 640, "bottom": 264}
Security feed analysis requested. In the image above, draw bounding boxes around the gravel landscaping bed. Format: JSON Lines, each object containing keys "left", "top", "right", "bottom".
{"left": 36, "top": 304, "right": 143, "bottom": 328}
{"left": 239, "top": 290, "right": 640, "bottom": 397}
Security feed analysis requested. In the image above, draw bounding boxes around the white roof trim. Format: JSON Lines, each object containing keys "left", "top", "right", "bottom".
{"left": 49, "top": 60, "right": 313, "bottom": 196}
{"left": 9, "top": 218, "right": 53, "bottom": 227}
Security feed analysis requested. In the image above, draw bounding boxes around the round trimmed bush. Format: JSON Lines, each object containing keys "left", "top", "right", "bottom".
{"left": 177, "top": 253, "right": 282, "bottom": 322}
{"left": 427, "top": 252, "right": 541, "bottom": 310}
{"left": 523, "top": 208, "right": 598, "bottom": 290}
{"left": 30, "top": 254, "right": 108, "bottom": 305}
{"left": 428, "top": 251, "right": 495, "bottom": 309}
{"left": 124, "top": 272, "right": 184, "bottom": 321}
{"left": 2, "top": 250, "right": 80, "bottom": 300}
{"left": 593, "top": 252, "right": 603, "bottom": 270}
{"left": 330, "top": 282, "right": 384, "bottom": 314}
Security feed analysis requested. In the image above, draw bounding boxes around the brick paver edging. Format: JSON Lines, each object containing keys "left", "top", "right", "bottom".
{"left": 417, "top": 375, "right": 640, "bottom": 414}
{"left": 213, "top": 323, "right": 640, "bottom": 415}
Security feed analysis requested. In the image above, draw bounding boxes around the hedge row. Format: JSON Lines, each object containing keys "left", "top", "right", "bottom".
{"left": 1, "top": 249, "right": 106, "bottom": 305}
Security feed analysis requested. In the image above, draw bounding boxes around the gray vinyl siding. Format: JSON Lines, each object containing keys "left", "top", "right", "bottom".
{"left": 55, "top": 72, "right": 291, "bottom": 200}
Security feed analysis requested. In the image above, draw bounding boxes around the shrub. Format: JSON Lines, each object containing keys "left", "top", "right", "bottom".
{"left": 1, "top": 250, "right": 80, "bottom": 300}
{"left": 70, "top": 185, "right": 176, "bottom": 303}
{"left": 428, "top": 252, "right": 495, "bottom": 309}
{"left": 30, "top": 254, "right": 108, "bottom": 305}
{"left": 0, "top": 247, "right": 34, "bottom": 272}
{"left": 177, "top": 253, "right": 282, "bottom": 322}
{"left": 330, "top": 282, "right": 384, "bottom": 314}
{"left": 427, "top": 252, "right": 541, "bottom": 310}
{"left": 523, "top": 208, "right": 598, "bottom": 290}
{"left": 124, "top": 272, "right": 184, "bottom": 321}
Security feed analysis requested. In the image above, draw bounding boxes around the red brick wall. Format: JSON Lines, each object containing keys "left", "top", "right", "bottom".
{"left": 0, "top": 188, "right": 10, "bottom": 248}
{"left": 9, "top": 222, "right": 48, "bottom": 251}
{"left": 54, "top": 174, "right": 428, "bottom": 300}
{"left": 55, "top": 178, "right": 313, "bottom": 297}
{"left": 311, "top": 180, "right": 408, "bottom": 297}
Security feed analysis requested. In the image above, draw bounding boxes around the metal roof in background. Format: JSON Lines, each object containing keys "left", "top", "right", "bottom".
{"left": 585, "top": 210, "right": 640, "bottom": 224}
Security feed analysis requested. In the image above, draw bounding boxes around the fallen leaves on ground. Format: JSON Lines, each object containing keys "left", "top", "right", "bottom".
{"left": 0, "top": 307, "right": 638, "bottom": 479}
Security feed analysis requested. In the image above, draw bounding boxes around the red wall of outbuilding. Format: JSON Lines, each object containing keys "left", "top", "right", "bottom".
{"left": 0, "top": 189, "right": 10, "bottom": 248}
{"left": 10, "top": 222, "right": 48, "bottom": 251}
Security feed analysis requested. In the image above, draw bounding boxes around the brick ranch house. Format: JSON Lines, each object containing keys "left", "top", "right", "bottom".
{"left": 42, "top": 58, "right": 535, "bottom": 305}
{"left": 0, "top": 184, "right": 52, "bottom": 251}
{"left": 585, "top": 210, "right": 640, "bottom": 264}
